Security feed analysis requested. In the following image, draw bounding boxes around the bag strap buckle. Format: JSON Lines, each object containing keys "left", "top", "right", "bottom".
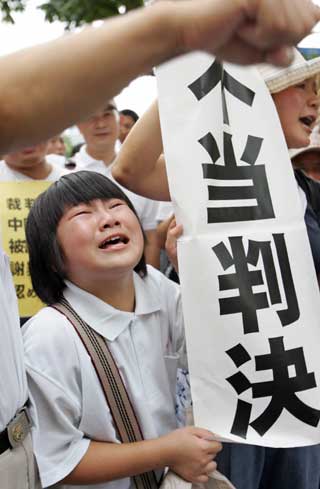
{"left": 7, "top": 407, "right": 31, "bottom": 448}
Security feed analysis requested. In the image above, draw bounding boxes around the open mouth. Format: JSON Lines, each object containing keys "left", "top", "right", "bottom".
{"left": 300, "top": 116, "right": 316, "bottom": 129}
{"left": 99, "top": 235, "right": 129, "bottom": 249}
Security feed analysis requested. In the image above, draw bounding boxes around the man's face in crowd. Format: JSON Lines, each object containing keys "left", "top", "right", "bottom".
{"left": 293, "top": 150, "right": 320, "bottom": 181}
{"left": 4, "top": 142, "right": 50, "bottom": 170}
{"left": 119, "top": 114, "right": 136, "bottom": 143}
{"left": 77, "top": 102, "right": 119, "bottom": 150}
{"left": 47, "top": 135, "right": 66, "bottom": 156}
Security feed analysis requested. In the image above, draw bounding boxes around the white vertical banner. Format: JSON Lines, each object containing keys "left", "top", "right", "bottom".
{"left": 156, "top": 52, "right": 320, "bottom": 447}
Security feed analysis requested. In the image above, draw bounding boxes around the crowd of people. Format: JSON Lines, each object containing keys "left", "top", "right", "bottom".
{"left": 1, "top": 0, "right": 320, "bottom": 488}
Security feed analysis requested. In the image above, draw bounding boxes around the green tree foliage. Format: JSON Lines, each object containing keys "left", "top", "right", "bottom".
{"left": 0, "top": 0, "right": 144, "bottom": 27}
{"left": 0, "top": 0, "right": 25, "bottom": 23}
{"left": 39, "top": 0, "right": 144, "bottom": 28}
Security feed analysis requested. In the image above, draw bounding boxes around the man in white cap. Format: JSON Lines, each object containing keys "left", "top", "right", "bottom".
{"left": 0, "top": 1, "right": 320, "bottom": 487}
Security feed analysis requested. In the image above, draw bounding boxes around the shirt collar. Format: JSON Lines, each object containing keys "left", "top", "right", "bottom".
{"left": 75, "top": 146, "right": 116, "bottom": 172}
{"left": 77, "top": 145, "right": 101, "bottom": 167}
{"left": 63, "top": 271, "right": 161, "bottom": 341}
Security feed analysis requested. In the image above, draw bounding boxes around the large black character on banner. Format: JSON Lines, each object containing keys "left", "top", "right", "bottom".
{"left": 188, "top": 60, "right": 274, "bottom": 224}
{"left": 226, "top": 338, "right": 320, "bottom": 438}
{"left": 212, "top": 233, "right": 299, "bottom": 334}
{"left": 188, "top": 59, "right": 255, "bottom": 125}
{"left": 199, "top": 131, "right": 275, "bottom": 223}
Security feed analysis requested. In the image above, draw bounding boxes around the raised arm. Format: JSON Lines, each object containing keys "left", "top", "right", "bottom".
{"left": 113, "top": 101, "right": 170, "bottom": 201}
{"left": 0, "top": 4, "right": 174, "bottom": 155}
{"left": 0, "top": 0, "right": 319, "bottom": 154}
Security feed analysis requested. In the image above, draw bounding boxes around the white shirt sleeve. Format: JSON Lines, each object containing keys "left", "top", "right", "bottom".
{"left": 23, "top": 308, "right": 90, "bottom": 488}
{"left": 156, "top": 202, "right": 174, "bottom": 223}
{"left": 136, "top": 197, "right": 160, "bottom": 231}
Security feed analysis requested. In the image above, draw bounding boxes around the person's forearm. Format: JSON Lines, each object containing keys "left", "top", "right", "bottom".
{"left": 145, "top": 229, "right": 161, "bottom": 269}
{"left": 62, "top": 426, "right": 222, "bottom": 486}
{"left": 113, "top": 101, "right": 171, "bottom": 200}
{"left": 0, "top": 2, "right": 179, "bottom": 154}
{"left": 62, "top": 437, "right": 170, "bottom": 485}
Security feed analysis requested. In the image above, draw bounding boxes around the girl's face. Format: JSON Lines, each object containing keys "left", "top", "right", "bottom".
{"left": 57, "top": 198, "right": 144, "bottom": 286}
{"left": 272, "top": 77, "right": 319, "bottom": 149}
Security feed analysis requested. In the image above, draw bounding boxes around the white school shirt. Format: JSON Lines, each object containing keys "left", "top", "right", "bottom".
{"left": 0, "top": 246, "right": 28, "bottom": 431}
{"left": 73, "top": 146, "right": 159, "bottom": 231}
{"left": 23, "top": 266, "right": 186, "bottom": 489}
{"left": 156, "top": 201, "right": 174, "bottom": 223}
{"left": 46, "top": 153, "right": 70, "bottom": 169}
{"left": 0, "top": 159, "right": 68, "bottom": 181}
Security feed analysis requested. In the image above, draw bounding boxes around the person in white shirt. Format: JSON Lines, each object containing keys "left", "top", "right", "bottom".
{"left": 73, "top": 100, "right": 160, "bottom": 267}
{"left": 0, "top": 142, "right": 67, "bottom": 329}
{"left": 0, "top": 141, "right": 67, "bottom": 182}
{"left": 23, "top": 170, "right": 222, "bottom": 488}
{"left": 0, "top": 0, "right": 319, "bottom": 487}
{"left": 73, "top": 100, "right": 120, "bottom": 172}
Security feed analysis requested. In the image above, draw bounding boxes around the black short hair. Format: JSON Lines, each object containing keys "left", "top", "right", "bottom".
{"left": 120, "top": 109, "right": 139, "bottom": 123}
{"left": 26, "top": 171, "right": 147, "bottom": 305}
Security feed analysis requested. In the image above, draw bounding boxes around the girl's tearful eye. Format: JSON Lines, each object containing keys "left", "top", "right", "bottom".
{"left": 109, "top": 201, "right": 125, "bottom": 210}
{"left": 75, "top": 211, "right": 90, "bottom": 216}
{"left": 69, "top": 207, "right": 91, "bottom": 218}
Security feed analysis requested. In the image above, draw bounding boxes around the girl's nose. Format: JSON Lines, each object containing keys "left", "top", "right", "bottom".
{"left": 99, "top": 210, "right": 119, "bottom": 230}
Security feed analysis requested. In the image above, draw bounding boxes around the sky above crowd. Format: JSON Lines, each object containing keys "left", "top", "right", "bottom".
{"left": 0, "top": 0, "right": 319, "bottom": 117}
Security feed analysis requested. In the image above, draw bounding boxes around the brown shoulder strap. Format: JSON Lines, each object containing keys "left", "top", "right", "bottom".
{"left": 52, "top": 297, "right": 159, "bottom": 489}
